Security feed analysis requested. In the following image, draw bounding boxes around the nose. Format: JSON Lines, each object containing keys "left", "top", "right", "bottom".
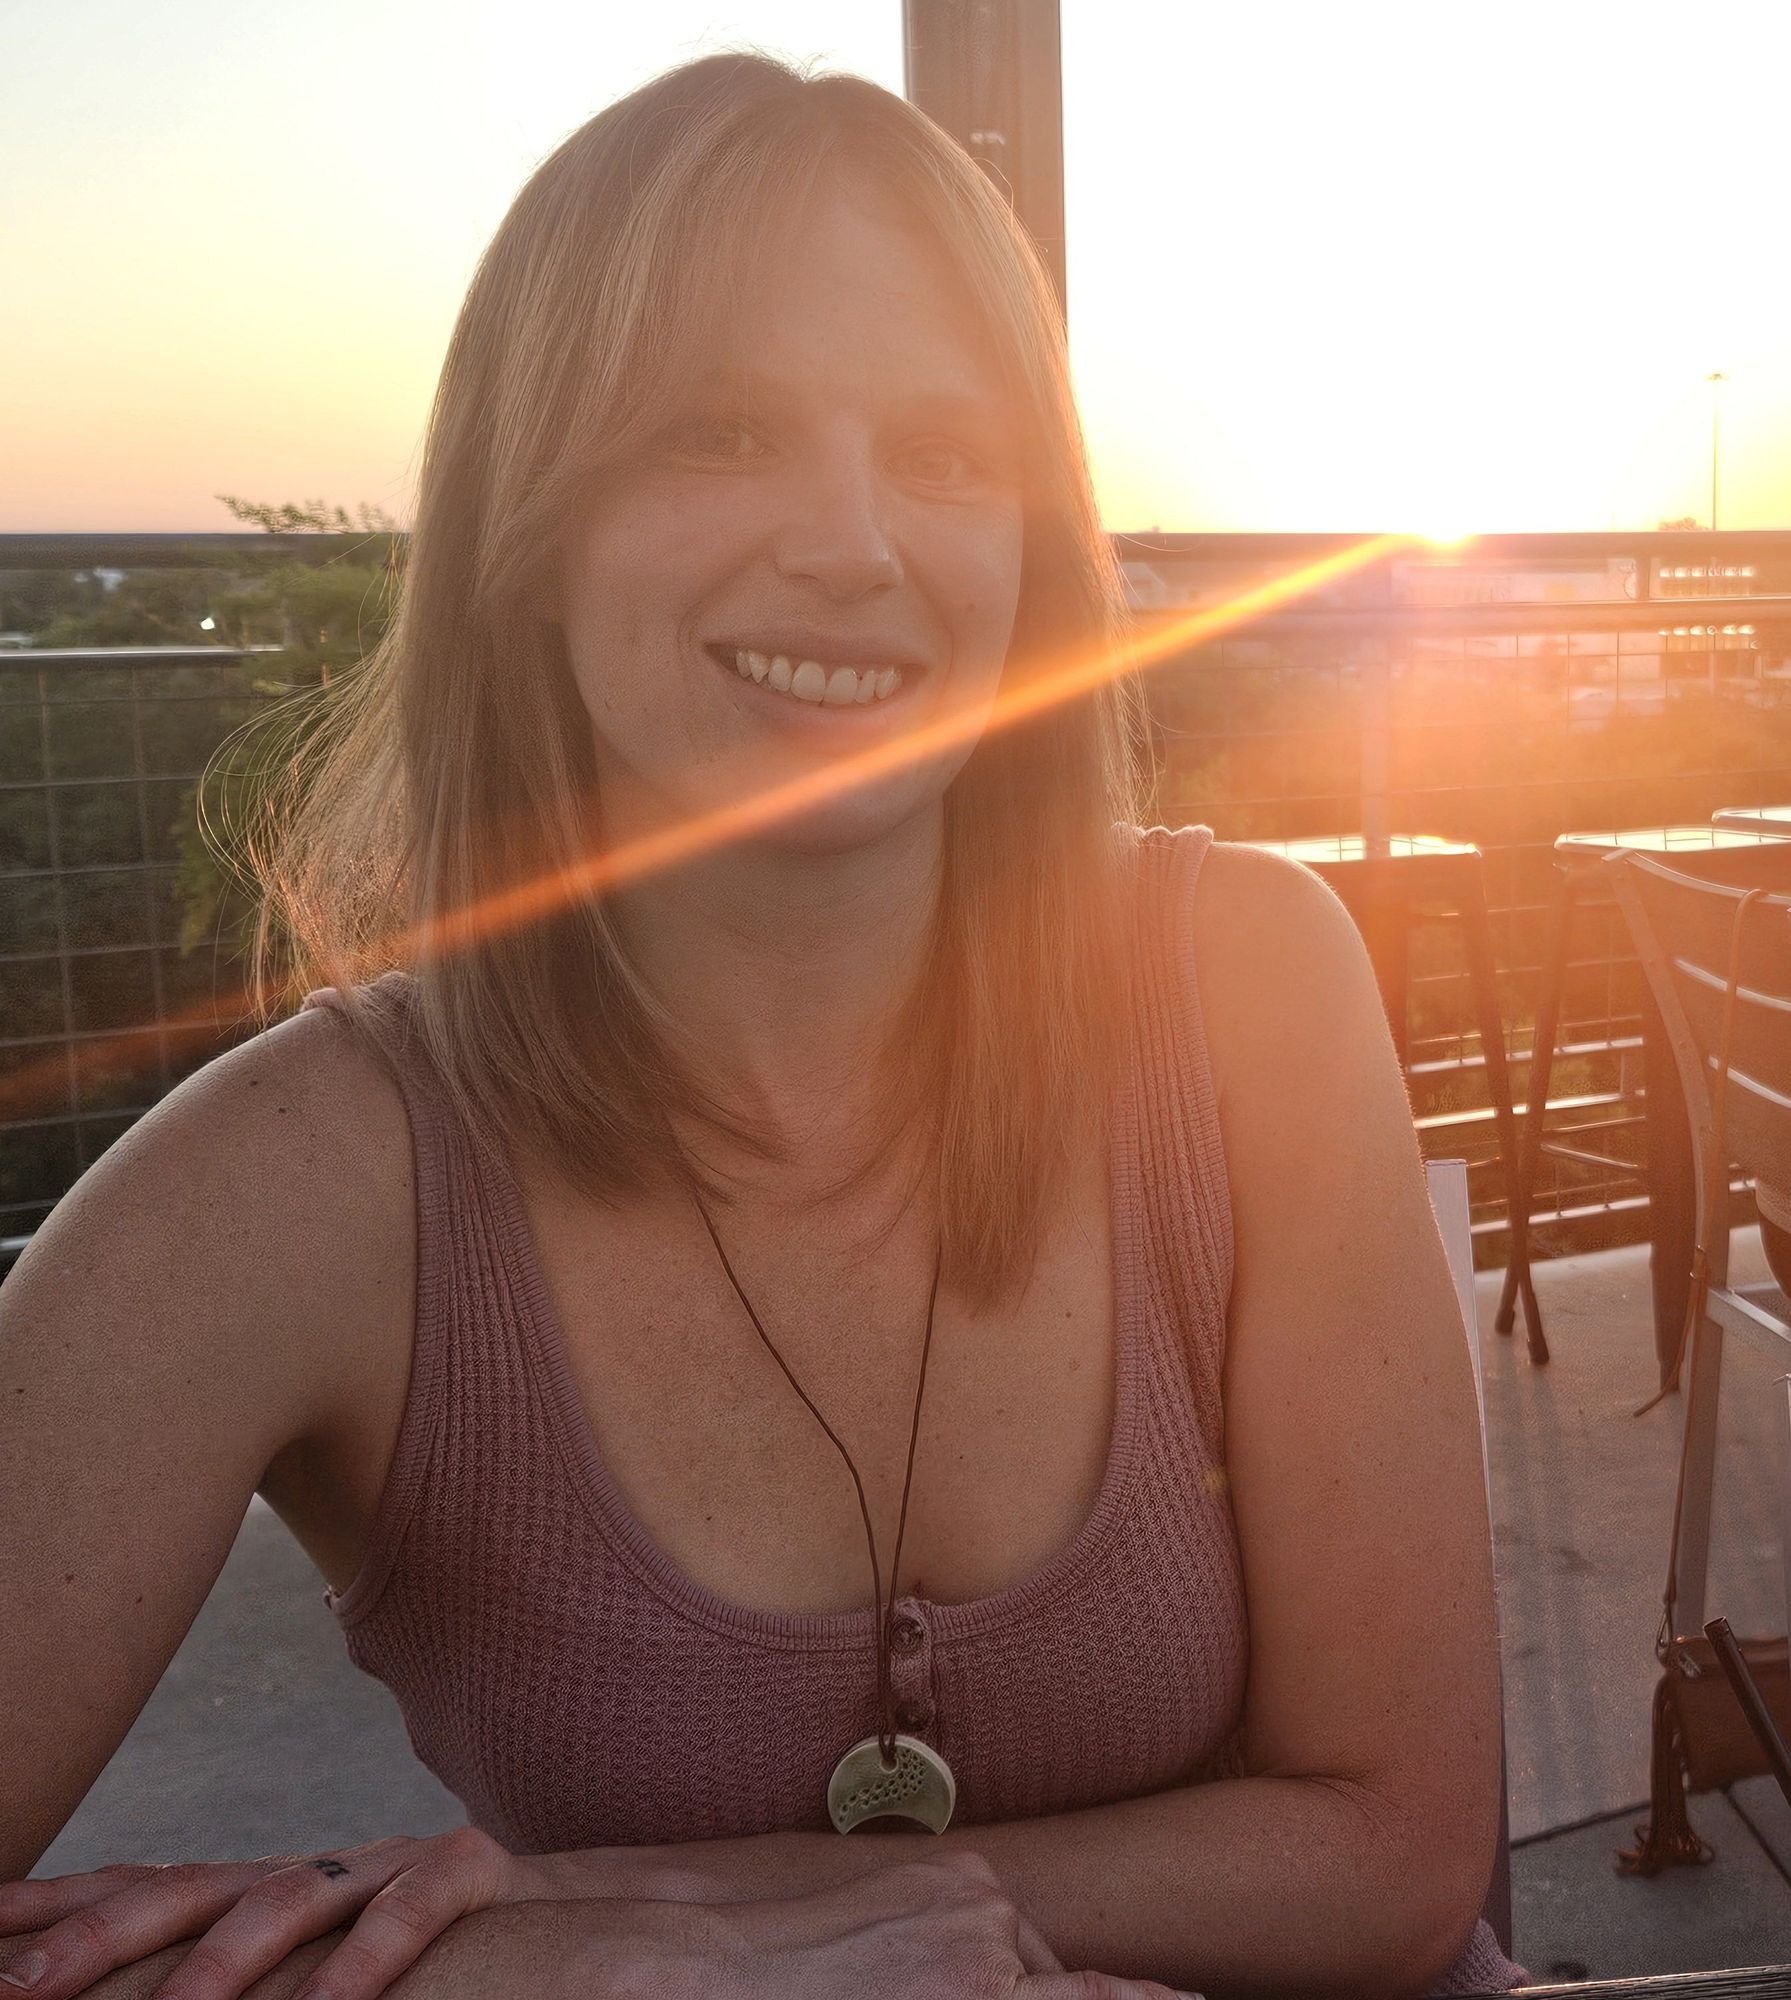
{"left": 770, "top": 437, "right": 903, "bottom": 602}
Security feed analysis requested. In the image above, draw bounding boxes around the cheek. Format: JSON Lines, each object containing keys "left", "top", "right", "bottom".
{"left": 561, "top": 496, "right": 734, "bottom": 673}
{"left": 941, "top": 514, "right": 1024, "bottom": 667}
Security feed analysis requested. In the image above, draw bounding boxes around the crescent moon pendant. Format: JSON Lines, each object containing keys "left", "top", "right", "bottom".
{"left": 827, "top": 1733, "right": 957, "bottom": 1833}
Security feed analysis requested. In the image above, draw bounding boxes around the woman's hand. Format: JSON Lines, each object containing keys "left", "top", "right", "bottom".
{"left": 692, "top": 1851, "right": 1195, "bottom": 1999}
{"left": 0, "top": 1827, "right": 569, "bottom": 2000}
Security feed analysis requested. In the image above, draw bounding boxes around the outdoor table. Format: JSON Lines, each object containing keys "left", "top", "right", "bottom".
{"left": 1711, "top": 804, "right": 1791, "bottom": 837}
{"left": 1463, "top": 1972, "right": 1791, "bottom": 1998}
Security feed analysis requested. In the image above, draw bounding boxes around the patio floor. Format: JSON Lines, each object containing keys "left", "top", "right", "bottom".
{"left": 28, "top": 1232, "right": 1791, "bottom": 1984}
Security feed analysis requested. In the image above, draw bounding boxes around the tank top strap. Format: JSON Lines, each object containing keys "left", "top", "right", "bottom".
{"left": 296, "top": 970, "right": 471, "bottom": 1624}
{"left": 1122, "top": 822, "right": 1236, "bottom": 1453}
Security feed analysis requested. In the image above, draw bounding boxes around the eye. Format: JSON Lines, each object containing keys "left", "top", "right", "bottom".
{"left": 668, "top": 415, "right": 764, "bottom": 462}
{"left": 896, "top": 439, "right": 982, "bottom": 485}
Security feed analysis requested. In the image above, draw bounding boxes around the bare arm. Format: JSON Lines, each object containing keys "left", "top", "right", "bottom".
{"left": 545, "top": 843, "right": 1505, "bottom": 1999}
{"left": 0, "top": 1010, "right": 404, "bottom": 1880}
{"left": 64, "top": 1901, "right": 697, "bottom": 2000}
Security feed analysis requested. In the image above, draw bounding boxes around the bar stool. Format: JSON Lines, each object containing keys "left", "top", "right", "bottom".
{"left": 1494, "top": 825, "right": 1791, "bottom": 1383}
{"left": 1249, "top": 835, "right": 1541, "bottom": 1362}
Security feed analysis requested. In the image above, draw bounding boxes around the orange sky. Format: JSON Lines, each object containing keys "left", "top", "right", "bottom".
{"left": 5, "top": 0, "right": 1788, "bottom": 535}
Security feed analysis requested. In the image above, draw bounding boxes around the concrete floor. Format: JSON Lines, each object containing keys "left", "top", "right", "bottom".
{"left": 1479, "top": 1230, "right": 1791, "bottom": 1982}
{"left": 25, "top": 1233, "right": 1791, "bottom": 1985}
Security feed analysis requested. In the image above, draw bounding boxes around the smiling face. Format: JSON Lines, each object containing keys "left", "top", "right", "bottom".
{"left": 553, "top": 173, "right": 1027, "bottom": 858}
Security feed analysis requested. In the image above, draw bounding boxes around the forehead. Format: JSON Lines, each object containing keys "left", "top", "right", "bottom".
{"left": 698, "top": 177, "right": 1011, "bottom": 414}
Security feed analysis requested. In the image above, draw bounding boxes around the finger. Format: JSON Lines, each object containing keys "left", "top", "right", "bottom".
{"left": 1012, "top": 1911, "right": 1065, "bottom": 1975}
{"left": 134, "top": 1847, "right": 419, "bottom": 2000}
{"left": 282, "top": 1844, "right": 512, "bottom": 2000}
{"left": 0, "top": 1867, "right": 182, "bottom": 1938}
{"left": 0, "top": 1866, "right": 280, "bottom": 2000}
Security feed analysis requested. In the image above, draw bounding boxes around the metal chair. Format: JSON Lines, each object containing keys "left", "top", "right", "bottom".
{"left": 1605, "top": 851, "right": 1791, "bottom": 1650}
{"left": 1496, "top": 828, "right": 1791, "bottom": 1381}
{"left": 1427, "top": 1158, "right": 1514, "bottom": 1959}
{"left": 1250, "top": 837, "right": 1535, "bottom": 1361}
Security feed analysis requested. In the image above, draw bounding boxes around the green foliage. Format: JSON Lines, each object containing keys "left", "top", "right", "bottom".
{"left": 165, "top": 496, "right": 399, "bottom": 979}
{"left": 0, "top": 568, "right": 105, "bottom": 636}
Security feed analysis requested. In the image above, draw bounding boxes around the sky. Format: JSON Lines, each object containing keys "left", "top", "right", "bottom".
{"left": 4, "top": 0, "right": 1788, "bottom": 535}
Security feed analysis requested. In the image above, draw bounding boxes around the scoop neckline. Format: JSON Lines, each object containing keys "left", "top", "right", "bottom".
{"left": 479, "top": 1020, "right": 1149, "bottom": 1655}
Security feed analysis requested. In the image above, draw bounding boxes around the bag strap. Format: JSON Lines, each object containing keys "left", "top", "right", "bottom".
{"left": 1642, "top": 883, "right": 1771, "bottom": 1664}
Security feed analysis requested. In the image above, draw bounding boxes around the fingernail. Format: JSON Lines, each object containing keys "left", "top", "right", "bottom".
{"left": 0, "top": 1950, "right": 46, "bottom": 1989}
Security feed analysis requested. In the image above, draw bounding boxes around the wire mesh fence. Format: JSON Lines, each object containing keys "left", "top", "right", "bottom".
{"left": 5, "top": 530, "right": 1791, "bottom": 1267}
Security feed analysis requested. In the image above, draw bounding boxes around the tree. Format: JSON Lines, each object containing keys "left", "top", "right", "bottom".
{"left": 168, "top": 497, "right": 399, "bottom": 985}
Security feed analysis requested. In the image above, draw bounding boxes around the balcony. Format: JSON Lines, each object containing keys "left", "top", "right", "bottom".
{"left": 4, "top": 527, "right": 1790, "bottom": 1986}
{"left": 10, "top": 527, "right": 1791, "bottom": 1264}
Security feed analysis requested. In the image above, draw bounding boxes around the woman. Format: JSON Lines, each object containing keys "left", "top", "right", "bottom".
{"left": 0, "top": 52, "right": 1529, "bottom": 2000}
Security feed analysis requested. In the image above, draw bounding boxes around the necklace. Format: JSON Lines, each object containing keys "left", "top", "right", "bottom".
{"left": 688, "top": 1185, "right": 958, "bottom": 1834}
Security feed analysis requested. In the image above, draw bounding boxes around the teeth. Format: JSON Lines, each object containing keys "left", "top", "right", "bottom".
{"left": 730, "top": 649, "right": 904, "bottom": 706}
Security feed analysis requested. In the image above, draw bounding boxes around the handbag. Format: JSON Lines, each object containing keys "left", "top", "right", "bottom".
{"left": 1614, "top": 885, "right": 1791, "bottom": 1877}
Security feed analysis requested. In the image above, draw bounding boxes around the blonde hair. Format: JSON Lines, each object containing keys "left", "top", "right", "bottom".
{"left": 240, "top": 50, "right": 1150, "bottom": 1310}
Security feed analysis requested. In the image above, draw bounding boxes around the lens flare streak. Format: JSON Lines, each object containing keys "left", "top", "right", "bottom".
{"left": 0, "top": 534, "right": 1415, "bottom": 1123}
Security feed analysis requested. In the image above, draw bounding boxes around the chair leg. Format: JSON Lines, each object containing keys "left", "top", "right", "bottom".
{"left": 1460, "top": 871, "right": 1547, "bottom": 1365}
{"left": 1779, "top": 1375, "right": 1791, "bottom": 1662}
{"left": 1640, "top": 984, "right": 1699, "bottom": 1392}
{"left": 1495, "top": 870, "right": 1574, "bottom": 1351}
{"left": 1673, "top": 1302, "right": 1725, "bottom": 1638}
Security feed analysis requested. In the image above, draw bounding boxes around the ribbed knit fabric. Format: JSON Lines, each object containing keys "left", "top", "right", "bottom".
{"left": 299, "top": 823, "right": 1527, "bottom": 1994}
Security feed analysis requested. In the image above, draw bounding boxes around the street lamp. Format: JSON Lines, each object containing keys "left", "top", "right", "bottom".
{"left": 1706, "top": 371, "right": 1728, "bottom": 530}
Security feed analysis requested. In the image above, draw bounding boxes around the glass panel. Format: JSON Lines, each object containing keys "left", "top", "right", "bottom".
{"left": 0, "top": 788, "right": 52, "bottom": 870}
{"left": 43, "top": 668, "right": 130, "bottom": 703}
{"left": 0, "top": 1120, "right": 78, "bottom": 1209}
{"left": 0, "top": 955, "right": 63, "bottom": 1037}
{"left": 0, "top": 874, "right": 59, "bottom": 957}
{"left": 0, "top": 1039, "right": 69, "bottom": 1121}
{"left": 67, "top": 949, "right": 157, "bottom": 1033}
{"left": 158, "top": 944, "right": 228, "bottom": 1030}
{"left": 53, "top": 783, "right": 145, "bottom": 867}
{"left": 145, "top": 779, "right": 196, "bottom": 864}
{"left": 139, "top": 695, "right": 239, "bottom": 777}
{"left": 134, "top": 663, "right": 249, "bottom": 702}
{"left": 147, "top": 866, "right": 186, "bottom": 948}
{"left": 61, "top": 869, "right": 153, "bottom": 951}
{"left": 46, "top": 701, "right": 138, "bottom": 781}
{"left": 0, "top": 704, "right": 44, "bottom": 781}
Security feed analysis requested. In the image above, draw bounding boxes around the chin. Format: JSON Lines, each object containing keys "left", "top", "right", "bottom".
{"left": 736, "top": 787, "right": 940, "bottom": 863}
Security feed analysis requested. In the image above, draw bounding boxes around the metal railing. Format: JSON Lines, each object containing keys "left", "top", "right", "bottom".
{"left": 1121, "top": 530, "right": 1791, "bottom": 1249}
{"left": 5, "top": 528, "right": 1791, "bottom": 1267}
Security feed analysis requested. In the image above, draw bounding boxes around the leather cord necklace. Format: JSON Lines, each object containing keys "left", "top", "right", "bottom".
{"left": 688, "top": 1184, "right": 959, "bottom": 1833}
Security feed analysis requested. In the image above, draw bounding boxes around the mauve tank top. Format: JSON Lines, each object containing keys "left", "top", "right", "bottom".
{"left": 297, "top": 823, "right": 1527, "bottom": 1994}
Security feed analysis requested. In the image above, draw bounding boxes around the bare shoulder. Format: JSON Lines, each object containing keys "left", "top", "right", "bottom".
{"left": 1185, "top": 838, "right": 1378, "bottom": 1105}
{"left": 11, "top": 997, "right": 414, "bottom": 1454}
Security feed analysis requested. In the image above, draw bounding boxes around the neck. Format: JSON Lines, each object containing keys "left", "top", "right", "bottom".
{"left": 606, "top": 807, "right": 945, "bottom": 1186}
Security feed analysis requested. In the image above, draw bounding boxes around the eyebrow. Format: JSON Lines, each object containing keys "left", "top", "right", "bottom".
{"left": 691, "top": 366, "right": 1018, "bottom": 443}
